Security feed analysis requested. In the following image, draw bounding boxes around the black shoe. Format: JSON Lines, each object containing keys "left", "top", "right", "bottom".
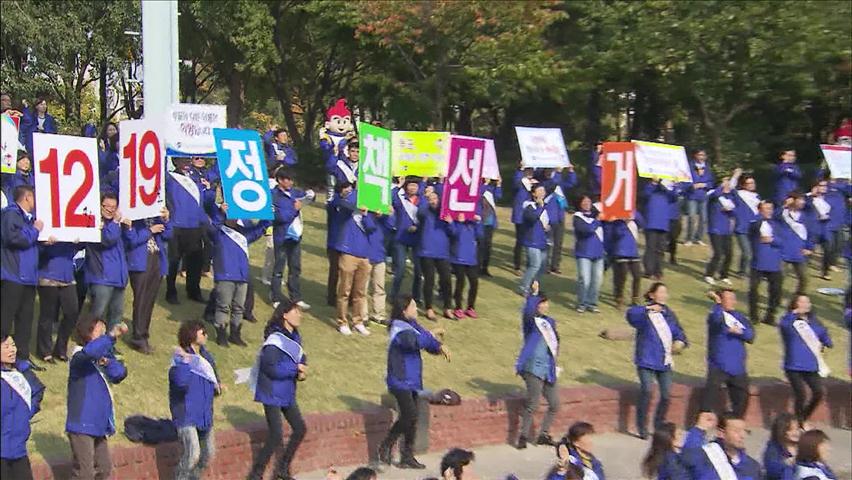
{"left": 377, "top": 441, "right": 393, "bottom": 465}
{"left": 229, "top": 325, "right": 248, "bottom": 347}
{"left": 398, "top": 457, "right": 426, "bottom": 469}
{"left": 536, "top": 433, "right": 556, "bottom": 446}
{"left": 516, "top": 436, "right": 527, "bottom": 449}
{"left": 481, "top": 270, "right": 492, "bottom": 277}
{"left": 166, "top": 293, "right": 179, "bottom": 305}
{"left": 216, "top": 326, "right": 229, "bottom": 347}
{"left": 243, "top": 314, "right": 258, "bottom": 323}
{"left": 30, "top": 362, "right": 47, "bottom": 372}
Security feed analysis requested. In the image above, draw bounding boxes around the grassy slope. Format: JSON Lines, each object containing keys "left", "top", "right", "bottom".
{"left": 27, "top": 200, "right": 848, "bottom": 461}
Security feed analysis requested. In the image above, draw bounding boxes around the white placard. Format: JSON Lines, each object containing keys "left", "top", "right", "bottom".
{"left": 163, "top": 104, "right": 226, "bottom": 157}
{"left": 481, "top": 138, "right": 501, "bottom": 180}
{"left": 1, "top": 113, "right": 22, "bottom": 173}
{"left": 515, "top": 126, "right": 570, "bottom": 168}
{"left": 120, "top": 119, "right": 166, "bottom": 220}
{"left": 33, "top": 133, "right": 101, "bottom": 242}
{"left": 632, "top": 140, "right": 692, "bottom": 183}
{"left": 820, "top": 144, "right": 851, "bottom": 180}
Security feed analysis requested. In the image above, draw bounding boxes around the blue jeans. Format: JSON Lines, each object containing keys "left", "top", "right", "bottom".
{"left": 686, "top": 199, "right": 707, "bottom": 242}
{"left": 391, "top": 242, "right": 421, "bottom": 303}
{"left": 736, "top": 233, "right": 752, "bottom": 275}
{"left": 176, "top": 427, "right": 214, "bottom": 480}
{"left": 88, "top": 284, "right": 125, "bottom": 328}
{"left": 636, "top": 367, "right": 672, "bottom": 436}
{"left": 520, "top": 247, "right": 548, "bottom": 294}
{"left": 576, "top": 257, "right": 604, "bottom": 307}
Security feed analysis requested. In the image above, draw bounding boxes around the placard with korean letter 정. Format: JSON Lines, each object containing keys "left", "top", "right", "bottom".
{"left": 440, "top": 135, "right": 485, "bottom": 221}
{"left": 33, "top": 133, "right": 102, "bottom": 242}
{"left": 600, "top": 142, "right": 636, "bottom": 221}
{"left": 632, "top": 140, "right": 692, "bottom": 183}
{"left": 515, "top": 126, "right": 570, "bottom": 168}
{"left": 119, "top": 119, "right": 166, "bottom": 220}
{"left": 820, "top": 144, "right": 851, "bottom": 179}
{"left": 356, "top": 122, "right": 393, "bottom": 214}
{"left": 213, "top": 128, "right": 273, "bottom": 220}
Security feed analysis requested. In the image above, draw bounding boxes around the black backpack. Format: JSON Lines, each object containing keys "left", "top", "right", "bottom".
{"left": 124, "top": 415, "right": 178, "bottom": 444}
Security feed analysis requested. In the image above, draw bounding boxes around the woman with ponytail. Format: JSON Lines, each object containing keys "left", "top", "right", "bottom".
{"left": 640, "top": 422, "right": 687, "bottom": 479}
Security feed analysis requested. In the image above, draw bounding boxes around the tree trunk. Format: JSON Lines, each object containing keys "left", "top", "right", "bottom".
{"left": 99, "top": 61, "right": 108, "bottom": 125}
{"left": 457, "top": 104, "right": 473, "bottom": 135}
{"left": 226, "top": 69, "right": 244, "bottom": 128}
{"left": 710, "top": 127, "right": 723, "bottom": 166}
{"left": 585, "top": 90, "right": 601, "bottom": 146}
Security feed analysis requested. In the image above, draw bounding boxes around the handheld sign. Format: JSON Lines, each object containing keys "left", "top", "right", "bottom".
{"left": 213, "top": 128, "right": 273, "bottom": 220}
{"left": 164, "top": 104, "right": 226, "bottom": 158}
{"left": 391, "top": 131, "right": 449, "bottom": 177}
{"left": 119, "top": 119, "right": 165, "bottom": 220}
{"left": 515, "top": 126, "right": 570, "bottom": 168}
{"left": 441, "top": 135, "right": 485, "bottom": 221}
{"left": 481, "top": 138, "right": 501, "bottom": 180}
{"left": 820, "top": 144, "right": 851, "bottom": 179}
{"left": 599, "top": 142, "right": 636, "bottom": 221}
{"left": 33, "top": 133, "right": 101, "bottom": 242}
{"left": 1, "top": 113, "right": 22, "bottom": 173}
{"left": 356, "top": 122, "right": 393, "bottom": 214}
{"left": 632, "top": 140, "right": 691, "bottom": 182}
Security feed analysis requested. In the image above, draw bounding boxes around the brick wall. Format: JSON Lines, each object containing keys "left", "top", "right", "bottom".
{"left": 32, "top": 380, "right": 850, "bottom": 479}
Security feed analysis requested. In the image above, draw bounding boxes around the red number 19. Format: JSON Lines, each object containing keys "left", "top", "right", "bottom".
{"left": 123, "top": 131, "right": 162, "bottom": 208}
{"left": 39, "top": 148, "right": 95, "bottom": 228}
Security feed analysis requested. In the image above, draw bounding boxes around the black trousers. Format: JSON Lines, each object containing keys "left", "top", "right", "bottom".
{"left": 786, "top": 370, "right": 824, "bottom": 425}
{"left": 705, "top": 234, "right": 733, "bottom": 279}
{"left": 251, "top": 403, "right": 306, "bottom": 476}
{"left": 36, "top": 285, "right": 79, "bottom": 359}
{"left": 1, "top": 282, "right": 36, "bottom": 361}
{"left": 513, "top": 224, "right": 524, "bottom": 270}
{"left": 612, "top": 259, "right": 642, "bottom": 303}
{"left": 787, "top": 261, "right": 808, "bottom": 294}
{"left": 643, "top": 230, "right": 667, "bottom": 278}
{"left": 1, "top": 456, "right": 33, "bottom": 480}
{"left": 701, "top": 366, "right": 749, "bottom": 418}
{"left": 748, "top": 269, "right": 782, "bottom": 324}
{"left": 667, "top": 218, "right": 682, "bottom": 262}
{"left": 384, "top": 389, "right": 418, "bottom": 457}
{"left": 75, "top": 269, "right": 88, "bottom": 310}
{"left": 327, "top": 248, "right": 340, "bottom": 305}
{"left": 166, "top": 227, "right": 204, "bottom": 300}
{"left": 478, "top": 225, "right": 496, "bottom": 273}
{"left": 129, "top": 253, "right": 161, "bottom": 342}
{"left": 549, "top": 219, "right": 565, "bottom": 271}
{"left": 452, "top": 264, "right": 479, "bottom": 309}
{"left": 420, "top": 257, "right": 451, "bottom": 310}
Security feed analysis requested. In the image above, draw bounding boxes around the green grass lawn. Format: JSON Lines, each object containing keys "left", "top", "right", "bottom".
{"left": 27, "top": 200, "right": 849, "bottom": 461}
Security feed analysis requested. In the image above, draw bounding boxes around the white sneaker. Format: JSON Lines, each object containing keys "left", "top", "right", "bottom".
{"left": 338, "top": 325, "right": 353, "bottom": 336}
{"left": 720, "top": 278, "right": 733, "bottom": 286}
{"left": 273, "top": 301, "right": 280, "bottom": 309}
{"left": 696, "top": 241, "right": 707, "bottom": 246}
{"left": 296, "top": 300, "right": 311, "bottom": 310}
{"left": 704, "top": 276, "right": 716, "bottom": 285}
{"left": 684, "top": 241, "right": 694, "bottom": 246}
{"left": 354, "top": 324, "right": 371, "bottom": 336}
{"left": 257, "top": 276, "right": 271, "bottom": 286}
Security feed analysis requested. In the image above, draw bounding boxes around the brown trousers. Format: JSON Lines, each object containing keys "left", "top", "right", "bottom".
{"left": 336, "top": 253, "right": 371, "bottom": 326}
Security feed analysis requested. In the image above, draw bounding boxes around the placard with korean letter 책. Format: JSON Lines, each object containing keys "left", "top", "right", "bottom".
{"left": 356, "top": 122, "right": 393, "bottom": 214}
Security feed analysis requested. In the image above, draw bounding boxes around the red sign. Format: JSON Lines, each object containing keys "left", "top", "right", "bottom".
{"left": 600, "top": 142, "right": 636, "bottom": 221}
{"left": 440, "top": 135, "right": 485, "bottom": 221}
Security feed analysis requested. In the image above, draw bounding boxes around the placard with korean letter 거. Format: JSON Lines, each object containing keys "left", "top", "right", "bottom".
{"left": 357, "top": 122, "right": 393, "bottom": 214}
{"left": 440, "top": 135, "right": 485, "bottom": 221}
{"left": 213, "top": 128, "right": 273, "bottom": 220}
{"left": 599, "top": 142, "right": 636, "bottom": 221}
{"left": 33, "top": 133, "right": 101, "bottom": 242}
{"left": 120, "top": 119, "right": 166, "bottom": 220}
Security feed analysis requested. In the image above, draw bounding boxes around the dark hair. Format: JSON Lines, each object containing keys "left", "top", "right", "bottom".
{"left": 693, "top": 148, "right": 707, "bottom": 156}
{"left": 347, "top": 137, "right": 359, "bottom": 149}
{"left": 567, "top": 421, "right": 595, "bottom": 445}
{"left": 536, "top": 294, "right": 549, "bottom": 306}
{"left": 273, "top": 128, "right": 287, "bottom": 138}
{"left": 344, "top": 467, "right": 377, "bottom": 480}
{"left": 34, "top": 96, "right": 48, "bottom": 108}
{"left": 769, "top": 413, "right": 796, "bottom": 446}
{"left": 717, "top": 412, "right": 742, "bottom": 431}
{"left": 17, "top": 150, "right": 30, "bottom": 162}
{"left": 440, "top": 448, "right": 475, "bottom": 479}
{"left": 786, "top": 191, "right": 802, "bottom": 201}
{"left": 177, "top": 320, "right": 206, "bottom": 349}
{"left": 274, "top": 168, "right": 293, "bottom": 181}
{"left": 642, "top": 422, "right": 677, "bottom": 478}
{"left": 75, "top": 313, "right": 105, "bottom": 345}
{"left": 796, "top": 430, "right": 829, "bottom": 463}
{"left": 335, "top": 181, "right": 353, "bottom": 193}
{"left": 13, "top": 185, "right": 34, "bottom": 202}
{"left": 717, "top": 288, "right": 735, "bottom": 298}
{"left": 101, "top": 191, "right": 118, "bottom": 203}
{"left": 574, "top": 195, "right": 592, "bottom": 210}
{"left": 738, "top": 174, "right": 755, "bottom": 188}
{"left": 787, "top": 294, "right": 809, "bottom": 312}
{"left": 758, "top": 200, "right": 773, "bottom": 209}
{"left": 0, "top": 334, "right": 10, "bottom": 344}
{"left": 390, "top": 294, "right": 415, "bottom": 323}
{"left": 779, "top": 148, "right": 795, "bottom": 157}
{"left": 263, "top": 300, "right": 299, "bottom": 339}
{"left": 644, "top": 282, "right": 666, "bottom": 301}
{"left": 544, "top": 464, "right": 583, "bottom": 480}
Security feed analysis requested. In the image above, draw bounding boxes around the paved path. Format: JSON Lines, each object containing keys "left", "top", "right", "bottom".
{"left": 301, "top": 428, "right": 852, "bottom": 480}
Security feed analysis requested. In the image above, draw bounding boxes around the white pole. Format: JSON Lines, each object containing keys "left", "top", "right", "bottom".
{"left": 141, "top": 0, "right": 179, "bottom": 121}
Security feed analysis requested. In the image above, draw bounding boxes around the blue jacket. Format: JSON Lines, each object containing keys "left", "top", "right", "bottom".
{"left": 749, "top": 218, "right": 783, "bottom": 272}
{"left": 590, "top": 150, "right": 602, "bottom": 197}
{"left": 1, "top": 204, "right": 40, "bottom": 285}
{"left": 511, "top": 171, "right": 535, "bottom": 225}
{"left": 21, "top": 111, "right": 58, "bottom": 154}
{"left": 707, "top": 189, "right": 735, "bottom": 235}
{"left": 386, "top": 319, "right": 442, "bottom": 391}
{"left": 166, "top": 172, "right": 213, "bottom": 229}
{"left": 656, "top": 451, "right": 689, "bottom": 480}
{"left": 416, "top": 201, "right": 450, "bottom": 260}
{"left": 331, "top": 190, "right": 374, "bottom": 258}
{"left": 1, "top": 170, "right": 35, "bottom": 200}
{"left": 479, "top": 183, "right": 502, "bottom": 228}
{"left": 392, "top": 190, "right": 421, "bottom": 247}
{"left": 522, "top": 202, "right": 549, "bottom": 249}
{"left": 825, "top": 183, "right": 848, "bottom": 232}
{"left": 169, "top": 346, "right": 218, "bottom": 431}
{"left": 189, "top": 164, "right": 220, "bottom": 187}
{"left": 779, "top": 312, "right": 832, "bottom": 373}
{"left": 777, "top": 210, "right": 814, "bottom": 264}
{"left": 603, "top": 219, "right": 640, "bottom": 259}
{"left": 706, "top": 305, "right": 754, "bottom": 376}
{"left": 208, "top": 220, "right": 270, "bottom": 282}
{"left": 573, "top": 210, "right": 604, "bottom": 259}
{"left": 763, "top": 440, "right": 794, "bottom": 480}
{"left": 515, "top": 294, "right": 558, "bottom": 384}
{"left": 643, "top": 182, "right": 680, "bottom": 232}
{"left": 687, "top": 162, "right": 715, "bottom": 201}
{"left": 1, "top": 361, "right": 45, "bottom": 460}
{"left": 565, "top": 444, "right": 606, "bottom": 480}
{"left": 682, "top": 438, "right": 762, "bottom": 480}
{"left": 254, "top": 325, "right": 304, "bottom": 408}
{"left": 626, "top": 304, "right": 687, "bottom": 371}
{"left": 732, "top": 190, "right": 760, "bottom": 235}
{"left": 331, "top": 157, "right": 359, "bottom": 186}
{"left": 98, "top": 147, "right": 119, "bottom": 176}
{"left": 125, "top": 218, "right": 172, "bottom": 275}
{"left": 447, "top": 220, "right": 482, "bottom": 266}
{"left": 84, "top": 220, "right": 130, "bottom": 287}
{"left": 321, "top": 135, "right": 349, "bottom": 173}
{"left": 774, "top": 163, "right": 802, "bottom": 205}
{"left": 38, "top": 242, "right": 83, "bottom": 283}
{"left": 66, "top": 335, "right": 127, "bottom": 437}
{"left": 367, "top": 212, "right": 394, "bottom": 264}
{"left": 271, "top": 187, "right": 306, "bottom": 245}
{"left": 794, "top": 461, "right": 837, "bottom": 479}
{"left": 265, "top": 141, "right": 298, "bottom": 169}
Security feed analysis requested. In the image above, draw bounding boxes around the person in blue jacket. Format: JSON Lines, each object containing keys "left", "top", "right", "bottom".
{"left": 519, "top": 184, "right": 550, "bottom": 295}
{"left": 681, "top": 413, "right": 762, "bottom": 480}
{"left": 779, "top": 192, "right": 814, "bottom": 294}
{"left": 1, "top": 185, "right": 44, "bottom": 365}
{"left": 626, "top": 282, "right": 688, "bottom": 439}
{"left": 377, "top": 294, "right": 449, "bottom": 469}
{"left": 365, "top": 210, "right": 395, "bottom": 324}
{"left": 748, "top": 200, "right": 784, "bottom": 325}
{"left": 248, "top": 301, "right": 308, "bottom": 480}
{"left": 1, "top": 152, "right": 35, "bottom": 201}
{"left": 170, "top": 320, "right": 221, "bottom": 480}
{"left": 774, "top": 149, "right": 802, "bottom": 206}
{"left": 763, "top": 412, "right": 799, "bottom": 480}
{"left": 66, "top": 315, "right": 128, "bottom": 480}
{"left": 642, "top": 179, "right": 680, "bottom": 280}
{"left": 604, "top": 214, "right": 643, "bottom": 310}
{"left": 817, "top": 177, "right": 847, "bottom": 280}
{"left": 20, "top": 97, "right": 57, "bottom": 154}
{"left": 795, "top": 430, "right": 838, "bottom": 480}
{"left": 1, "top": 334, "right": 46, "bottom": 480}
{"left": 326, "top": 181, "right": 349, "bottom": 306}
{"left": 265, "top": 128, "right": 298, "bottom": 173}
{"left": 270, "top": 168, "right": 311, "bottom": 310}
{"left": 417, "top": 189, "right": 453, "bottom": 320}
{"left": 684, "top": 149, "right": 714, "bottom": 246}
{"left": 641, "top": 422, "right": 688, "bottom": 480}
{"left": 511, "top": 167, "right": 537, "bottom": 275}
{"left": 35, "top": 239, "right": 84, "bottom": 364}
{"left": 780, "top": 294, "right": 833, "bottom": 428}
{"left": 390, "top": 178, "right": 423, "bottom": 304}
{"left": 331, "top": 184, "right": 375, "bottom": 335}
{"left": 445, "top": 213, "right": 483, "bottom": 319}
{"left": 331, "top": 137, "right": 360, "bottom": 187}
{"left": 729, "top": 170, "right": 760, "bottom": 277}
{"left": 573, "top": 195, "right": 605, "bottom": 313}
{"left": 589, "top": 141, "right": 603, "bottom": 198}
{"left": 97, "top": 122, "right": 120, "bottom": 176}
{"left": 703, "top": 179, "right": 737, "bottom": 285}
{"left": 700, "top": 289, "right": 755, "bottom": 418}
{"left": 515, "top": 281, "right": 560, "bottom": 449}
{"left": 85, "top": 192, "right": 133, "bottom": 330}
{"left": 557, "top": 422, "right": 606, "bottom": 480}
{"left": 544, "top": 166, "right": 577, "bottom": 274}
{"left": 478, "top": 177, "right": 502, "bottom": 276}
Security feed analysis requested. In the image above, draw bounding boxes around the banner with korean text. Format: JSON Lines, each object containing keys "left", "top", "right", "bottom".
{"left": 391, "top": 131, "right": 449, "bottom": 177}
{"left": 515, "top": 126, "right": 570, "bottom": 168}
{"left": 600, "top": 142, "right": 636, "bottom": 221}
{"left": 119, "top": 119, "right": 166, "bottom": 220}
{"left": 356, "top": 122, "right": 393, "bottom": 214}
{"left": 441, "top": 135, "right": 485, "bottom": 221}
{"left": 820, "top": 144, "right": 851, "bottom": 179}
{"left": 632, "top": 140, "right": 691, "bottom": 183}
{"left": 213, "top": 128, "right": 273, "bottom": 220}
{"left": 164, "top": 104, "right": 226, "bottom": 158}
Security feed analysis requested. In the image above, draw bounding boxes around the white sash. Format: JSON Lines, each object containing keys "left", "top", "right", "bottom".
{"left": 649, "top": 311, "right": 673, "bottom": 367}
{"left": 738, "top": 190, "right": 761, "bottom": 215}
{"left": 759, "top": 220, "right": 774, "bottom": 239}
{"left": 722, "top": 311, "right": 745, "bottom": 330}
{"left": 567, "top": 455, "right": 601, "bottom": 480}
{"left": 482, "top": 190, "right": 496, "bottom": 211}
{"left": 782, "top": 209, "right": 807, "bottom": 241}
{"left": 389, "top": 320, "right": 418, "bottom": 346}
{"left": 352, "top": 212, "right": 366, "bottom": 232}
{"left": 533, "top": 316, "right": 558, "bottom": 358}
{"left": 626, "top": 220, "right": 639, "bottom": 242}
{"left": 524, "top": 201, "right": 549, "bottom": 228}
{"left": 520, "top": 176, "right": 535, "bottom": 192}
{"left": 220, "top": 225, "right": 249, "bottom": 257}
{"left": 171, "top": 352, "right": 218, "bottom": 385}
{"left": 703, "top": 443, "right": 738, "bottom": 480}
{"left": 793, "top": 319, "right": 831, "bottom": 377}
{"left": 71, "top": 345, "right": 116, "bottom": 433}
{"left": 401, "top": 197, "right": 419, "bottom": 224}
{"left": 336, "top": 159, "right": 357, "bottom": 183}
{"left": 169, "top": 171, "right": 200, "bottom": 205}
{"left": 245, "top": 332, "right": 304, "bottom": 394}
{"left": 796, "top": 465, "right": 831, "bottom": 480}
{"left": 1, "top": 369, "right": 32, "bottom": 411}
{"left": 812, "top": 196, "right": 831, "bottom": 220}
{"left": 718, "top": 195, "right": 735, "bottom": 211}
{"left": 0, "top": 190, "right": 7, "bottom": 209}
{"left": 573, "top": 211, "right": 603, "bottom": 242}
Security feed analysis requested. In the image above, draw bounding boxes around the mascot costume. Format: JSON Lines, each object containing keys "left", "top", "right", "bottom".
{"left": 320, "top": 98, "right": 356, "bottom": 199}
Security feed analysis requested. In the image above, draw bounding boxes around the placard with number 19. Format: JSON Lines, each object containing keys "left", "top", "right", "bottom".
{"left": 33, "top": 133, "right": 101, "bottom": 242}
{"left": 120, "top": 119, "right": 165, "bottom": 220}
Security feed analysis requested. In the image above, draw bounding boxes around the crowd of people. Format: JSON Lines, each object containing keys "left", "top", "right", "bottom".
{"left": 1, "top": 92, "right": 850, "bottom": 480}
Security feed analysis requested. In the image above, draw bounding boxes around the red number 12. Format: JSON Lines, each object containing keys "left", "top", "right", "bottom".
{"left": 39, "top": 148, "right": 95, "bottom": 228}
